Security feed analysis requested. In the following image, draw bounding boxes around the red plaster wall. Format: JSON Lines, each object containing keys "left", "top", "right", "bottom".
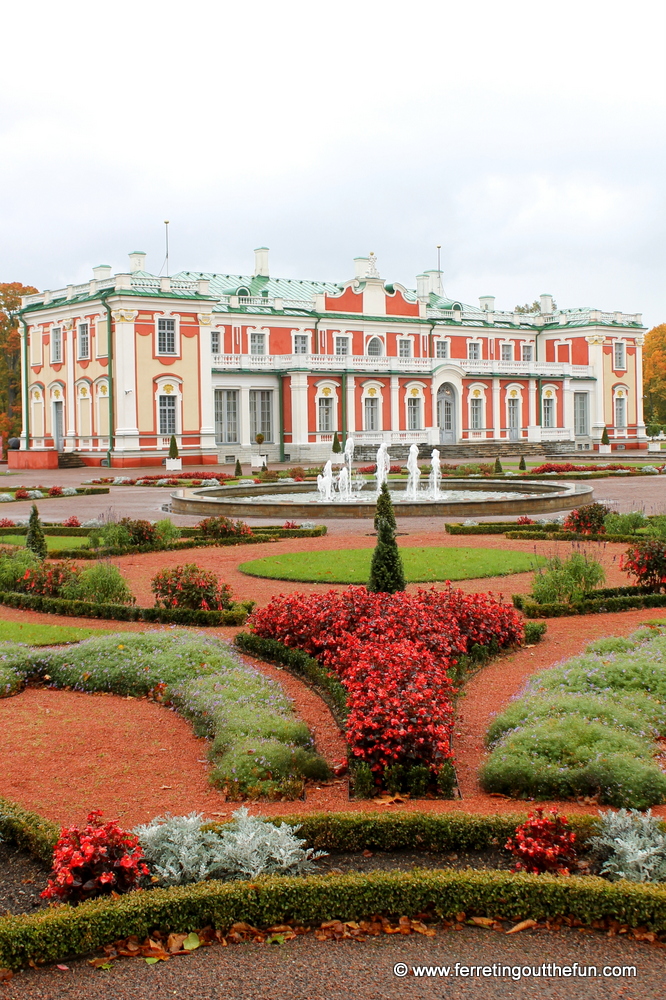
{"left": 325, "top": 287, "right": 363, "bottom": 313}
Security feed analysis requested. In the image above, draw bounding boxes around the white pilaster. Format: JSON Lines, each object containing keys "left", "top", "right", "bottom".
{"left": 635, "top": 334, "right": 646, "bottom": 436}
{"left": 586, "top": 333, "right": 606, "bottom": 435}
{"left": 390, "top": 375, "right": 400, "bottom": 432}
{"left": 240, "top": 384, "right": 252, "bottom": 447}
{"left": 492, "top": 377, "right": 501, "bottom": 438}
{"left": 346, "top": 375, "right": 356, "bottom": 434}
{"left": 64, "top": 321, "right": 76, "bottom": 448}
{"left": 197, "top": 314, "right": 217, "bottom": 450}
{"left": 111, "top": 310, "right": 140, "bottom": 451}
{"left": 527, "top": 378, "right": 540, "bottom": 440}
{"left": 563, "top": 378, "right": 574, "bottom": 435}
{"left": 290, "top": 372, "right": 309, "bottom": 445}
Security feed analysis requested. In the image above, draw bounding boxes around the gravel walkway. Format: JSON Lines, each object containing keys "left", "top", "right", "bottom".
{"left": 2, "top": 926, "right": 661, "bottom": 999}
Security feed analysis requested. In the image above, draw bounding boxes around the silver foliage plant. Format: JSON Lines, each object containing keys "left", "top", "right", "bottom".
{"left": 590, "top": 809, "right": 666, "bottom": 883}
{"left": 135, "top": 808, "right": 326, "bottom": 887}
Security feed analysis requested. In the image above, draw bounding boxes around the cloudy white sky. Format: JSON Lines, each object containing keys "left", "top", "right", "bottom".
{"left": 1, "top": 0, "right": 664, "bottom": 325}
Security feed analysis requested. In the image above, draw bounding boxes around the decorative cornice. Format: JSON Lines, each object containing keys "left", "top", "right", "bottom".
{"left": 111, "top": 309, "right": 138, "bottom": 323}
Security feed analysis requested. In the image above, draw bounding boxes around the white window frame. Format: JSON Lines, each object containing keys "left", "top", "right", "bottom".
{"left": 504, "top": 384, "right": 523, "bottom": 433}
{"left": 154, "top": 378, "right": 183, "bottom": 438}
{"left": 335, "top": 335, "right": 349, "bottom": 356}
{"left": 249, "top": 388, "right": 274, "bottom": 442}
{"left": 614, "top": 341, "right": 626, "bottom": 370}
{"left": 467, "top": 340, "right": 482, "bottom": 361}
{"left": 467, "top": 384, "right": 487, "bottom": 431}
{"left": 51, "top": 326, "right": 63, "bottom": 364}
{"left": 361, "top": 381, "right": 384, "bottom": 432}
{"left": 77, "top": 322, "right": 89, "bottom": 360}
{"left": 156, "top": 316, "right": 178, "bottom": 356}
{"left": 317, "top": 396, "right": 334, "bottom": 432}
{"left": 214, "top": 388, "right": 239, "bottom": 444}
{"left": 404, "top": 382, "right": 425, "bottom": 431}
{"left": 500, "top": 342, "right": 513, "bottom": 362}
{"left": 293, "top": 333, "right": 309, "bottom": 355}
{"left": 573, "top": 392, "right": 589, "bottom": 437}
{"left": 613, "top": 385, "right": 629, "bottom": 431}
{"left": 398, "top": 338, "right": 412, "bottom": 358}
{"left": 435, "top": 338, "right": 449, "bottom": 359}
{"left": 366, "top": 336, "right": 384, "bottom": 357}
{"left": 521, "top": 343, "right": 534, "bottom": 362}
{"left": 248, "top": 327, "right": 269, "bottom": 356}
{"left": 211, "top": 329, "right": 221, "bottom": 354}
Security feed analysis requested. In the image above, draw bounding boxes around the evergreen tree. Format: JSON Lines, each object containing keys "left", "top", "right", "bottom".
{"left": 601, "top": 426, "right": 610, "bottom": 445}
{"left": 168, "top": 435, "right": 179, "bottom": 459}
{"left": 367, "top": 517, "right": 405, "bottom": 594}
{"left": 494, "top": 456, "right": 503, "bottom": 473}
{"left": 519, "top": 455, "right": 526, "bottom": 471}
{"left": 331, "top": 431, "right": 341, "bottom": 453}
{"left": 26, "top": 504, "right": 47, "bottom": 559}
{"left": 234, "top": 458, "right": 243, "bottom": 476}
{"left": 374, "top": 481, "right": 397, "bottom": 531}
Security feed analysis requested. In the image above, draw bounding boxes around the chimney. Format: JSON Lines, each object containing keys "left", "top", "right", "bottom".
{"left": 423, "top": 270, "right": 443, "bottom": 297}
{"left": 479, "top": 295, "right": 495, "bottom": 312}
{"left": 129, "top": 251, "right": 147, "bottom": 273}
{"left": 416, "top": 274, "right": 430, "bottom": 301}
{"left": 540, "top": 293, "right": 554, "bottom": 314}
{"left": 254, "top": 247, "right": 270, "bottom": 277}
{"left": 93, "top": 265, "right": 112, "bottom": 280}
{"left": 353, "top": 256, "right": 369, "bottom": 280}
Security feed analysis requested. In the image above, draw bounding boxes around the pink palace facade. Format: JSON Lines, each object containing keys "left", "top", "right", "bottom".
{"left": 15, "top": 248, "right": 646, "bottom": 468}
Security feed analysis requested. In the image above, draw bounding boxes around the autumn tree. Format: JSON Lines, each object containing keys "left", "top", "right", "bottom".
{"left": 644, "top": 323, "right": 666, "bottom": 424}
{"left": 0, "top": 282, "right": 38, "bottom": 445}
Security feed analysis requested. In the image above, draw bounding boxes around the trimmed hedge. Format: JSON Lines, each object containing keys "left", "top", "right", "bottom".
{"left": 446, "top": 523, "right": 560, "bottom": 536}
{"left": 0, "top": 797, "right": 58, "bottom": 865}
{"left": 2, "top": 868, "right": 666, "bottom": 969}
{"left": 234, "top": 632, "right": 348, "bottom": 726}
{"left": 0, "top": 527, "right": 92, "bottom": 537}
{"left": 513, "top": 586, "right": 666, "bottom": 618}
{"left": 0, "top": 590, "right": 251, "bottom": 626}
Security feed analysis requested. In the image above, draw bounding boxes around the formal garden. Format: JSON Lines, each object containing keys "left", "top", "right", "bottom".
{"left": 1, "top": 482, "right": 666, "bottom": 978}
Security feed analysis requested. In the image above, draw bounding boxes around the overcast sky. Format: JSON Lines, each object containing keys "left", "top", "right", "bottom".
{"left": 1, "top": 0, "right": 664, "bottom": 326}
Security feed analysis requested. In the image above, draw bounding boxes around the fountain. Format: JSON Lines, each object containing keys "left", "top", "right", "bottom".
{"left": 172, "top": 438, "right": 594, "bottom": 519}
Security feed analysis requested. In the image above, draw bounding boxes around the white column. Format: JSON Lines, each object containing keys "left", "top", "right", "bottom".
{"left": 197, "top": 314, "right": 217, "bottom": 450}
{"left": 20, "top": 328, "right": 29, "bottom": 449}
{"left": 635, "top": 335, "right": 646, "bottom": 437}
{"left": 492, "top": 377, "right": 501, "bottom": 439}
{"left": 346, "top": 375, "right": 356, "bottom": 434}
{"left": 527, "top": 378, "right": 541, "bottom": 441}
{"left": 240, "top": 384, "right": 252, "bottom": 447}
{"left": 64, "top": 321, "right": 76, "bottom": 448}
{"left": 111, "top": 310, "right": 140, "bottom": 451}
{"left": 289, "top": 372, "right": 309, "bottom": 446}
{"left": 586, "top": 334, "right": 606, "bottom": 436}
{"left": 563, "top": 378, "right": 574, "bottom": 437}
{"left": 390, "top": 375, "right": 400, "bottom": 439}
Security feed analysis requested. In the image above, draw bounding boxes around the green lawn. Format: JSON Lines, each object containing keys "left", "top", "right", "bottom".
{"left": 239, "top": 546, "right": 543, "bottom": 584}
{"left": 0, "top": 534, "right": 90, "bottom": 551}
{"left": 0, "top": 621, "right": 112, "bottom": 646}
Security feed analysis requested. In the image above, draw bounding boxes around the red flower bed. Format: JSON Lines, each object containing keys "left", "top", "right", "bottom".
{"left": 14, "top": 489, "right": 29, "bottom": 500}
{"left": 151, "top": 563, "right": 234, "bottom": 610}
{"left": 42, "top": 810, "right": 149, "bottom": 904}
{"left": 62, "top": 515, "right": 81, "bottom": 527}
{"left": 0, "top": 518, "right": 15, "bottom": 527}
{"left": 529, "top": 462, "right": 634, "bottom": 475}
{"left": 248, "top": 585, "right": 523, "bottom": 786}
{"left": 505, "top": 808, "right": 577, "bottom": 874}
{"left": 562, "top": 502, "right": 610, "bottom": 535}
{"left": 621, "top": 539, "right": 666, "bottom": 593}
{"left": 358, "top": 464, "right": 404, "bottom": 475}
{"left": 48, "top": 486, "right": 63, "bottom": 497}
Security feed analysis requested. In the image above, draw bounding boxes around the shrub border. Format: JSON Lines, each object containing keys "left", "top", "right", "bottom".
{"left": 513, "top": 587, "right": 666, "bottom": 618}
{"left": 0, "top": 590, "right": 250, "bottom": 626}
{"left": 0, "top": 488, "right": 109, "bottom": 504}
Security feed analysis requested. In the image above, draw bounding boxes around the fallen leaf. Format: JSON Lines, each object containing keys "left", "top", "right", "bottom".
{"left": 167, "top": 933, "right": 188, "bottom": 954}
{"left": 89, "top": 958, "right": 114, "bottom": 969}
{"left": 56, "top": 964, "right": 70, "bottom": 971}
{"left": 0, "top": 969, "right": 13, "bottom": 982}
{"left": 469, "top": 917, "right": 496, "bottom": 928}
{"left": 182, "top": 933, "right": 201, "bottom": 951}
{"left": 160, "top": 785, "right": 172, "bottom": 790}
{"left": 507, "top": 919, "right": 538, "bottom": 934}
{"left": 144, "top": 957, "right": 161, "bottom": 965}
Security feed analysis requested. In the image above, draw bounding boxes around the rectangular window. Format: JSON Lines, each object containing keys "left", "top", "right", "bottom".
{"left": 158, "top": 395, "right": 176, "bottom": 435}
{"left": 249, "top": 389, "right": 273, "bottom": 441}
{"left": 157, "top": 318, "right": 176, "bottom": 355}
{"left": 211, "top": 330, "right": 220, "bottom": 354}
{"left": 542, "top": 396, "right": 555, "bottom": 428}
{"left": 615, "top": 396, "right": 627, "bottom": 428}
{"left": 399, "top": 339, "right": 412, "bottom": 358}
{"left": 614, "top": 342, "right": 626, "bottom": 369}
{"left": 467, "top": 342, "right": 481, "bottom": 361}
{"left": 364, "top": 396, "right": 379, "bottom": 431}
{"left": 335, "top": 336, "right": 349, "bottom": 356}
{"left": 77, "top": 323, "right": 89, "bottom": 359}
{"left": 574, "top": 392, "right": 589, "bottom": 436}
{"left": 470, "top": 397, "right": 483, "bottom": 430}
{"left": 293, "top": 335, "right": 308, "bottom": 355}
{"left": 318, "top": 397, "right": 333, "bottom": 432}
{"left": 51, "top": 326, "right": 62, "bottom": 363}
{"left": 435, "top": 340, "right": 448, "bottom": 359}
{"left": 407, "top": 397, "right": 421, "bottom": 430}
{"left": 249, "top": 332, "right": 266, "bottom": 356}
{"left": 214, "top": 389, "right": 238, "bottom": 444}
{"left": 522, "top": 344, "right": 534, "bottom": 362}
{"left": 501, "top": 343, "right": 513, "bottom": 362}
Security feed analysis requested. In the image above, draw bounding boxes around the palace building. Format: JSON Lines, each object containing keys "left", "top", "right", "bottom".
{"left": 14, "top": 248, "right": 646, "bottom": 468}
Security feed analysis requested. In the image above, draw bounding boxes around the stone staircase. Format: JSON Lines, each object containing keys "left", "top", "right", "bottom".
{"left": 57, "top": 451, "right": 87, "bottom": 469}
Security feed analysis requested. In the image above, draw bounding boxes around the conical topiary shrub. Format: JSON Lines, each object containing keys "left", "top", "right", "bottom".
{"left": 331, "top": 432, "right": 341, "bottom": 454}
{"left": 374, "top": 481, "right": 397, "bottom": 532}
{"left": 494, "top": 456, "right": 503, "bottom": 474}
{"left": 26, "top": 504, "right": 47, "bottom": 559}
{"left": 601, "top": 426, "right": 610, "bottom": 445}
{"left": 168, "top": 435, "right": 179, "bottom": 459}
{"left": 234, "top": 459, "right": 243, "bottom": 477}
{"left": 519, "top": 455, "right": 526, "bottom": 471}
{"left": 367, "top": 516, "right": 406, "bottom": 594}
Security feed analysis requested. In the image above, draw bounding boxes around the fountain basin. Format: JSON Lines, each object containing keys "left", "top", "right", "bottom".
{"left": 170, "top": 478, "right": 594, "bottom": 519}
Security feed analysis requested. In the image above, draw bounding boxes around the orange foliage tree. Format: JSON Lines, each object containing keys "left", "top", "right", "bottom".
{"left": 0, "top": 282, "right": 38, "bottom": 447}
{"left": 644, "top": 323, "right": 666, "bottom": 425}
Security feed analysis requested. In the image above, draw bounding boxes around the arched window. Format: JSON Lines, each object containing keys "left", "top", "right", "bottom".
{"left": 367, "top": 337, "right": 383, "bottom": 357}
{"left": 237, "top": 287, "right": 251, "bottom": 298}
